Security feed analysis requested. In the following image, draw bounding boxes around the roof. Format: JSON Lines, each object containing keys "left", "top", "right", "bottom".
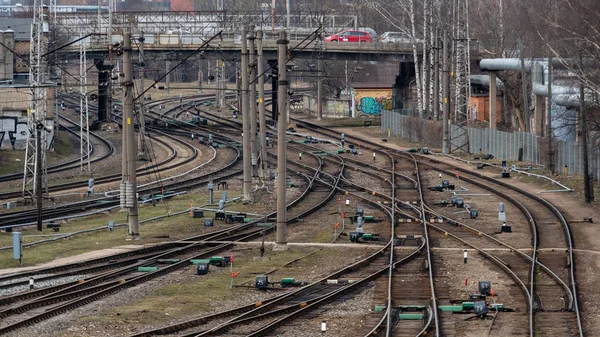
{"left": 0, "top": 18, "right": 31, "bottom": 41}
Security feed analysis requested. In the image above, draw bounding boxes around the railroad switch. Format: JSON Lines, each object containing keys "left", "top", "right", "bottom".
{"left": 349, "top": 232, "right": 379, "bottom": 242}
{"left": 280, "top": 278, "right": 306, "bottom": 287}
{"left": 397, "top": 305, "right": 428, "bottom": 320}
{"left": 442, "top": 180, "right": 455, "bottom": 190}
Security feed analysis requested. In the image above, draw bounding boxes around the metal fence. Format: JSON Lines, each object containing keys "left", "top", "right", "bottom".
{"left": 382, "top": 110, "right": 600, "bottom": 178}
{"left": 465, "top": 127, "right": 540, "bottom": 163}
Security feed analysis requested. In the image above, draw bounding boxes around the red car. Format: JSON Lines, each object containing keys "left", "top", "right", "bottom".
{"left": 324, "top": 30, "right": 373, "bottom": 43}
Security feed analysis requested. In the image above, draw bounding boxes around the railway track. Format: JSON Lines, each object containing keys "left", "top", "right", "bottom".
{"left": 291, "top": 117, "right": 583, "bottom": 336}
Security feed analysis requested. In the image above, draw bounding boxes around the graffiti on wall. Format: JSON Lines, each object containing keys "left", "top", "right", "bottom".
{"left": 355, "top": 89, "right": 393, "bottom": 117}
{"left": 0, "top": 117, "right": 54, "bottom": 150}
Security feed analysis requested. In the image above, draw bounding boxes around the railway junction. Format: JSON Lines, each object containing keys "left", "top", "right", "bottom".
{"left": 1, "top": 2, "right": 600, "bottom": 337}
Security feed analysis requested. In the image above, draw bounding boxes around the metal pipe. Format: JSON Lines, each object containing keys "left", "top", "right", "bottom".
{"left": 257, "top": 30, "right": 267, "bottom": 179}
{"left": 276, "top": 30, "right": 288, "bottom": 245}
{"left": 241, "top": 27, "right": 251, "bottom": 202}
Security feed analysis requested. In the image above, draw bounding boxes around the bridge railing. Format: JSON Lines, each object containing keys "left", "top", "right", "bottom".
{"left": 55, "top": 10, "right": 357, "bottom": 43}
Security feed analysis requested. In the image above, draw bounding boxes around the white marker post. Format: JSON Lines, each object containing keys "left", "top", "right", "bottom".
{"left": 29, "top": 277, "right": 34, "bottom": 290}
{"left": 463, "top": 250, "right": 468, "bottom": 264}
{"left": 321, "top": 320, "right": 326, "bottom": 333}
{"left": 373, "top": 152, "right": 376, "bottom": 162}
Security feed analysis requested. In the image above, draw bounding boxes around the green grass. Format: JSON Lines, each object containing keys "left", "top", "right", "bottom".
{"left": 81, "top": 246, "right": 317, "bottom": 325}
{"left": 0, "top": 193, "right": 252, "bottom": 269}
{"left": 0, "top": 132, "right": 75, "bottom": 175}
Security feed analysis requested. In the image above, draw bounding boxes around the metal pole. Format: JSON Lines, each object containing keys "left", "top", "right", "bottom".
{"left": 271, "top": 0, "right": 276, "bottom": 32}
{"left": 108, "top": 0, "right": 112, "bottom": 45}
{"left": 442, "top": 32, "right": 449, "bottom": 154}
{"left": 580, "top": 54, "right": 594, "bottom": 202}
{"left": 317, "top": 58, "right": 323, "bottom": 120}
{"left": 547, "top": 57, "right": 555, "bottom": 174}
{"left": 166, "top": 59, "right": 171, "bottom": 96}
{"left": 519, "top": 39, "right": 529, "bottom": 132}
{"left": 433, "top": 27, "right": 440, "bottom": 120}
{"left": 124, "top": 30, "right": 139, "bottom": 236}
{"left": 286, "top": 0, "right": 291, "bottom": 28}
{"left": 257, "top": 31, "right": 267, "bottom": 178}
{"left": 276, "top": 30, "right": 288, "bottom": 245}
{"left": 36, "top": 126, "right": 42, "bottom": 232}
{"left": 215, "top": 59, "right": 221, "bottom": 111}
{"left": 249, "top": 30, "right": 258, "bottom": 177}
{"left": 241, "top": 27, "right": 252, "bottom": 202}
{"left": 137, "top": 31, "right": 147, "bottom": 160}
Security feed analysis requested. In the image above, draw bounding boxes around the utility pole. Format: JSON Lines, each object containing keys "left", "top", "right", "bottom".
{"left": 580, "top": 54, "right": 594, "bottom": 203}
{"left": 137, "top": 32, "right": 147, "bottom": 160}
{"left": 241, "top": 27, "right": 252, "bottom": 202}
{"left": 276, "top": 30, "right": 289, "bottom": 246}
{"left": 122, "top": 30, "right": 139, "bottom": 237}
{"left": 108, "top": 0, "right": 113, "bottom": 44}
{"left": 165, "top": 59, "right": 171, "bottom": 96}
{"left": 24, "top": 0, "right": 49, "bottom": 200}
{"left": 442, "top": 32, "right": 449, "bottom": 154}
{"left": 271, "top": 0, "right": 276, "bottom": 32}
{"left": 547, "top": 57, "right": 555, "bottom": 174}
{"left": 79, "top": 39, "right": 91, "bottom": 172}
{"left": 257, "top": 30, "right": 267, "bottom": 178}
{"left": 433, "top": 27, "right": 440, "bottom": 120}
{"left": 36, "top": 125, "right": 42, "bottom": 231}
{"left": 317, "top": 58, "right": 323, "bottom": 120}
{"left": 248, "top": 29, "right": 258, "bottom": 177}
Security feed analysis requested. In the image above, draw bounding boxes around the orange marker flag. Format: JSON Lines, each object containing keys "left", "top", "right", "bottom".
{"left": 490, "top": 288, "right": 495, "bottom": 298}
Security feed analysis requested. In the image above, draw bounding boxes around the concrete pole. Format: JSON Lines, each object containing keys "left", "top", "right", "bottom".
{"left": 317, "top": 58, "right": 323, "bottom": 120}
{"left": 489, "top": 72, "right": 497, "bottom": 130}
{"left": 276, "top": 30, "right": 289, "bottom": 246}
{"left": 124, "top": 31, "right": 139, "bottom": 236}
{"left": 249, "top": 30, "right": 258, "bottom": 177}
{"left": 257, "top": 31, "right": 267, "bottom": 178}
{"left": 534, "top": 94, "right": 544, "bottom": 136}
{"left": 241, "top": 27, "right": 252, "bottom": 202}
{"left": 442, "top": 32, "right": 449, "bottom": 154}
{"left": 433, "top": 27, "right": 440, "bottom": 120}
